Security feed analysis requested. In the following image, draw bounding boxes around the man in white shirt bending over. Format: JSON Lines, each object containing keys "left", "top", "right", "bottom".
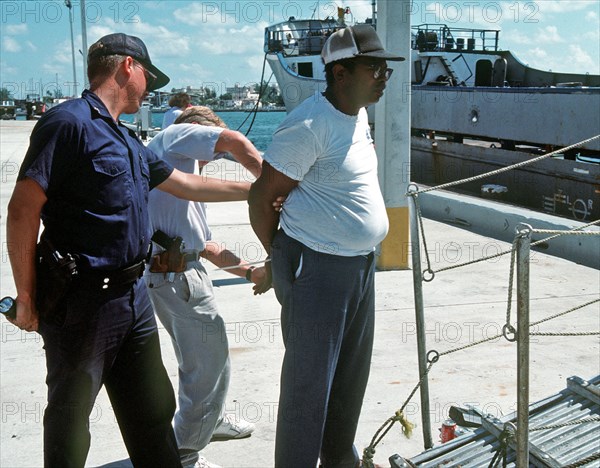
{"left": 146, "top": 106, "right": 265, "bottom": 468}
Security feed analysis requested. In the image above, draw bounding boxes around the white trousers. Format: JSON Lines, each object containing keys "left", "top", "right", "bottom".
{"left": 145, "top": 261, "right": 230, "bottom": 465}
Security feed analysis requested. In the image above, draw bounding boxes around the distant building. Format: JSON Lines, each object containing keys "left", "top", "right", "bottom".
{"left": 224, "top": 85, "right": 261, "bottom": 109}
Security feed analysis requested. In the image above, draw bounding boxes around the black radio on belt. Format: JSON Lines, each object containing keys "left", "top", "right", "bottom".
{"left": 36, "top": 235, "right": 79, "bottom": 317}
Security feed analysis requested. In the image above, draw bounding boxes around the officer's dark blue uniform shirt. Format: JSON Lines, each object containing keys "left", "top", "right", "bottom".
{"left": 19, "top": 90, "right": 174, "bottom": 271}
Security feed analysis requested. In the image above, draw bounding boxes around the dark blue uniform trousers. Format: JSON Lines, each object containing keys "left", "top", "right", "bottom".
{"left": 271, "top": 230, "right": 376, "bottom": 468}
{"left": 39, "top": 279, "right": 181, "bottom": 468}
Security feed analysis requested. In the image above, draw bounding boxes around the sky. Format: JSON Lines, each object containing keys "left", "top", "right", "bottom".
{"left": 1, "top": 0, "right": 599, "bottom": 99}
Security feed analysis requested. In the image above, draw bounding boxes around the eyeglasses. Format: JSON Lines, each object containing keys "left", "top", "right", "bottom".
{"left": 365, "top": 63, "right": 394, "bottom": 80}
{"left": 133, "top": 60, "right": 157, "bottom": 90}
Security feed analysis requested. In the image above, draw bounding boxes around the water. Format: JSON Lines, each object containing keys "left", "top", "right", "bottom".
{"left": 121, "top": 110, "right": 286, "bottom": 152}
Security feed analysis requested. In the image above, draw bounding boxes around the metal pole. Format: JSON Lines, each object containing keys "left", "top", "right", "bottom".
{"left": 80, "top": 0, "right": 88, "bottom": 90}
{"left": 408, "top": 191, "right": 433, "bottom": 449}
{"left": 515, "top": 225, "right": 531, "bottom": 467}
{"left": 372, "top": 0, "right": 377, "bottom": 26}
{"left": 65, "top": 1, "right": 77, "bottom": 97}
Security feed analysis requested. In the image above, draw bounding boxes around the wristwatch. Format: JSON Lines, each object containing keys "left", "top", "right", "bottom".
{"left": 245, "top": 266, "right": 256, "bottom": 281}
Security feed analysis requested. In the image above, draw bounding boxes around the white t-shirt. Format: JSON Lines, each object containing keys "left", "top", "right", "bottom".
{"left": 161, "top": 107, "right": 183, "bottom": 129}
{"left": 263, "top": 93, "right": 389, "bottom": 256}
{"left": 147, "top": 123, "right": 226, "bottom": 252}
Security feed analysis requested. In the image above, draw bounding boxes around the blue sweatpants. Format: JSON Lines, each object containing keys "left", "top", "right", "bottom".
{"left": 271, "top": 230, "right": 376, "bottom": 468}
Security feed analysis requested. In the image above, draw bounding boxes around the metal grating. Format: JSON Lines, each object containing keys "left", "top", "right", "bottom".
{"left": 390, "top": 375, "right": 600, "bottom": 467}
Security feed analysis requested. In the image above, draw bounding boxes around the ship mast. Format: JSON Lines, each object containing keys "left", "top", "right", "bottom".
{"left": 372, "top": 0, "right": 377, "bottom": 26}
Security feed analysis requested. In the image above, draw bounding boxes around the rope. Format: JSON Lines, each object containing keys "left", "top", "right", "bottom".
{"left": 530, "top": 416, "right": 600, "bottom": 432}
{"left": 419, "top": 216, "right": 600, "bottom": 277}
{"left": 530, "top": 331, "right": 599, "bottom": 336}
{"left": 487, "top": 426, "right": 514, "bottom": 468}
{"left": 433, "top": 298, "right": 600, "bottom": 358}
{"left": 531, "top": 229, "right": 600, "bottom": 236}
{"left": 504, "top": 236, "right": 519, "bottom": 336}
{"left": 439, "top": 331, "right": 504, "bottom": 357}
{"left": 563, "top": 452, "right": 600, "bottom": 468}
{"left": 416, "top": 134, "right": 600, "bottom": 195}
{"left": 362, "top": 297, "right": 598, "bottom": 465}
{"left": 361, "top": 363, "right": 432, "bottom": 467}
{"left": 530, "top": 298, "right": 600, "bottom": 327}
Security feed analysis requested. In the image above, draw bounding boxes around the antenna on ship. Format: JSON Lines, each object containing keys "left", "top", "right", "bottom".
{"left": 311, "top": 1, "right": 319, "bottom": 19}
{"left": 372, "top": 0, "right": 377, "bottom": 26}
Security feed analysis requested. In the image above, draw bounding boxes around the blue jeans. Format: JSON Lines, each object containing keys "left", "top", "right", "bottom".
{"left": 145, "top": 261, "right": 230, "bottom": 466}
{"left": 39, "top": 279, "right": 180, "bottom": 468}
{"left": 271, "top": 230, "right": 376, "bottom": 468}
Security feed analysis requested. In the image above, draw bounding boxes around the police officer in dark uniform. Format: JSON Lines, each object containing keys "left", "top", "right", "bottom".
{"left": 6, "top": 33, "right": 250, "bottom": 468}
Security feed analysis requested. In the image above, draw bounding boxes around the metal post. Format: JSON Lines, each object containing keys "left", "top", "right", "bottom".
{"left": 80, "top": 0, "right": 88, "bottom": 90}
{"left": 65, "top": 1, "right": 77, "bottom": 97}
{"left": 515, "top": 225, "right": 531, "bottom": 467}
{"left": 408, "top": 191, "right": 433, "bottom": 449}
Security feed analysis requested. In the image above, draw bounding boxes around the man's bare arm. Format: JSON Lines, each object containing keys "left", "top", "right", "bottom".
{"left": 215, "top": 129, "right": 262, "bottom": 178}
{"left": 248, "top": 162, "right": 298, "bottom": 256}
{"left": 6, "top": 178, "right": 46, "bottom": 331}
{"left": 157, "top": 168, "right": 250, "bottom": 202}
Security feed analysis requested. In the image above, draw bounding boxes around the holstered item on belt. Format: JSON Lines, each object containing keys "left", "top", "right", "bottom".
{"left": 36, "top": 234, "right": 78, "bottom": 318}
{"left": 149, "top": 251, "right": 187, "bottom": 273}
{"left": 149, "top": 231, "right": 186, "bottom": 273}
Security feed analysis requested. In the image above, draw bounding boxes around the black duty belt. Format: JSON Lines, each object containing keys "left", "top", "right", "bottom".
{"left": 76, "top": 261, "right": 146, "bottom": 290}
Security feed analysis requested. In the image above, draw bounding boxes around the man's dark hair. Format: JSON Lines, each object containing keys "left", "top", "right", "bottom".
{"left": 168, "top": 92, "right": 191, "bottom": 108}
{"left": 324, "top": 58, "right": 357, "bottom": 87}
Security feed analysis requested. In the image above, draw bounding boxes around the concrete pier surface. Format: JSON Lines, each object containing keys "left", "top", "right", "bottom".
{"left": 1, "top": 120, "right": 598, "bottom": 467}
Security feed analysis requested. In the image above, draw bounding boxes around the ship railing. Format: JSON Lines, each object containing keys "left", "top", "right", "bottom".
{"left": 264, "top": 20, "right": 342, "bottom": 57}
{"left": 413, "top": 23, "right": 500, "bottom": 53}
{"left": 362, "top": 134, "right": 600, "bottom": 467}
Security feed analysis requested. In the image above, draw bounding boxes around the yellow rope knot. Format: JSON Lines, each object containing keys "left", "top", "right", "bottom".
{"left": 394, "top": 410, "right": 415, "bottom": 438}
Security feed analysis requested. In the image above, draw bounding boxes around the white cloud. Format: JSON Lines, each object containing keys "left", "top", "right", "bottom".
{"left": 3, "top": 37, "right": 21, "bottom": 53}
{"left": 503, "top": 30, "right": 532, "bottom": 45}
{"left": 515, "top": 43, "right": 599, "bottom": 75}
{"left": 197, "top": 23, "right": 266, "bottom": 55}
{"left": 0, "top": 62, "right": 19, "bottom": 77}
{"left": 5, "top": 24, "right": 28, "bottom": 35}
{"left": 568, "top": 44, "right": 597, "bottom": 71}
{"left": 537, "top": 1, "right": 591, "bottom": 14}
{"left": 528, "top": 47, "right": 549, "bottom": 60}
{"left": 582, "top": 29, "right": 600, "bottom": 41}
{"left": 585, "top": 11, "right": 599, "bottom": 22}
{"left": 86, "top": 20, "right": 191, "bottom": 60}
{"left": 535, "top": 25, "right": 564, "bottom": 44}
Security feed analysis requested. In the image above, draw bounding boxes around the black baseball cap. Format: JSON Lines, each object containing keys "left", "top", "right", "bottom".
{"left": 322, "top": 24, "right": 405, "bottom": 65}
{"left": 88, "top": 33, "right": 170, "bottom": 91}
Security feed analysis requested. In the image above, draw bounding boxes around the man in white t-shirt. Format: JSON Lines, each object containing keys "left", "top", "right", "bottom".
{"left": 146, "top": 107, "right": 264, "bottom": 468}
{"left": 162, "top": 92, "right": 191, "bottom": 129}
{"left": 249, "top": 25, "right": 404, "bottom": 468}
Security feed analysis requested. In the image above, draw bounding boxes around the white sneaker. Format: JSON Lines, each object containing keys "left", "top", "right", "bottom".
{"left": 184, "top": 454, "right": 222, "bottom": 468}
{"left": 211, "top": 413, "right": 255, "bottom": 441}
